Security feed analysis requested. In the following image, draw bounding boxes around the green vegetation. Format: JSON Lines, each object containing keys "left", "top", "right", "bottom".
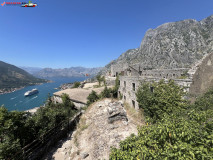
{"left": 0, "top": 61, "right": 47, "bottom": 91}
{"left": 72, "top": 81, "right": 81, "bottom": 88}
{"left": 110, "top": 80, "right": 213, "bottom": 159}
{"left": 87, "top": 90, "right": 99, "bottom": 106}
{"left": 100, "top": 86, "right": 112, "bottom": 98}
{"left": 96, "top": 75, "right": 106, "bottom": 87}
{"left": 136, "top": 80, "right": 187, "bottom": 123}
{"left": 87, "top": 75, "right": 120, "bottom": 106}
{"left": 0, "top": 94, "right": 76, "bottom": 159}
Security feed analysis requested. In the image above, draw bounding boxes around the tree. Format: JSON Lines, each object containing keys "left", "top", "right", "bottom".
{"left": 111, "top": 75, "right": 120, "bottom": 98}
{"left": 100, "top": 86, "right": 111, "bottom": 98}
{"left": 96, "top": 75, "right": 102, "bottom": 86}
{"left": 87, "top": 90, "right": 99, "bottom": 106}
{"left": 136, "top": 80, "right": 187, "bottom": 123}
{"left": 110, "top": 88, "right": 213, "bottom": 160}
{"left": 101, "top": 76, "right": 106, "bottom": 86}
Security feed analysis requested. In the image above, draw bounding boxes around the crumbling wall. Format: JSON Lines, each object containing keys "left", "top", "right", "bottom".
{"left": 189, "top": 52, "right": 213, "bottom": 96}
{"left": 118, "top": 76, "right": 192, "bottom": 109}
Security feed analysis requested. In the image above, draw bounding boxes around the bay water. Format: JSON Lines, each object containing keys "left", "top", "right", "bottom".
{"left": 0, "top": 77, "right": 88, "bottom": 111}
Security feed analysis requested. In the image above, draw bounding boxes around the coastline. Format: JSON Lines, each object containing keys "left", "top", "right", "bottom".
{"left": 0, "top": 81, "right": 52, "bottom": 95}
{"left": 25, "top": 106, "right": 40, "bottom": 114}
{"left": 0, "top": 87, "right": 25, "bottom": 95}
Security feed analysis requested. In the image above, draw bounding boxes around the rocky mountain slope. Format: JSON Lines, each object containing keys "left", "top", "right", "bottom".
{"left": 102, "top": 15, "right": 213, "bottom": 73}
{"left": 0, "top": 61, "right": 47, "bottom": 93}
{"left": 34, "top": 67, "right": 102, "bottom": 78}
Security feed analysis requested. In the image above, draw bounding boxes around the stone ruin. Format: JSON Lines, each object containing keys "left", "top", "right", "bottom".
{"left": 107, "top": 101, "right": 128, "bottom": 124}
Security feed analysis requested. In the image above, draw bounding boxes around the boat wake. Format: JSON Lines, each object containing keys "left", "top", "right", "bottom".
{"left": 31, "top": 96, "right": 38, "bottom": 100}
{"left": 10, "top": 97, "right": 17, "bottom": 100}
{"left": 24, "top": 96, "right": 38, "bottom": 104}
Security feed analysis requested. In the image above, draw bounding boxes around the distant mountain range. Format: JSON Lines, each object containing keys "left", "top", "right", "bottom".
{"left": 20, "top": 66, "right": 43, "bottom": 74}
{"left": 29, "top": 67, "right": 102, "bottom": 78}
{"left": 101, "top": 15, "right": 213, "bottom": 73}
{"left": 0, "top": 61, "right": 47, "bottom": 94}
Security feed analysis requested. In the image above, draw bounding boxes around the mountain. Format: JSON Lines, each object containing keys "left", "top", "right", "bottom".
{"left": 33, "top": 67, "right": 102, "bottom": 78}
{"left": 102, "top": 15, "right": 213, "bottom": 73}
{"left": 0, "top": 61, "right": 47, "bottom": 93}
{"left": 20, "top": 66, "right": 43, "bottom": 74}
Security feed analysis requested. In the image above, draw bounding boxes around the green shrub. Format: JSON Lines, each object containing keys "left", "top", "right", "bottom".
{"left": 87, "top": 90, "right": 99, "bottom": 106}
{"left": 100, "top": 86, "right": 111, "bottom": 98}
{"left": 110, "top": 110, "right": 213, "bottom": 159}
{"left": 72, "top": 81, "right": 81, "bottom": 88}
{"left": 110, "top": 83, "right": 213, "bottom": 160}
{"left": 136, "top": 80, "right": 187, "bottom": 123}
{"left": 0, "top": 94, "right": 76, "bottom": 159}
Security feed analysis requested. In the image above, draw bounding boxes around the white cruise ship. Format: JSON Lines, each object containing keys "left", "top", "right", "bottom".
{"left": 24, "top": 89, "right": 39, "bottom": 97}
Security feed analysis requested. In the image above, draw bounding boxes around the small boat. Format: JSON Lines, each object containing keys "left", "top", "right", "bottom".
{"left": 24, "top": 89, "right": 39, "bottom": 97}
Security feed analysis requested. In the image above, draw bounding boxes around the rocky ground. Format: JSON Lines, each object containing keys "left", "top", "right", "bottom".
{"left": 43, "top": 99, "right": 140, "bottom": 160}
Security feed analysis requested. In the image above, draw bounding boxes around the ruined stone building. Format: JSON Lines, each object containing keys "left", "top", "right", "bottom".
{"left": 108, "top": 52, "right": 213, "bottom": 109}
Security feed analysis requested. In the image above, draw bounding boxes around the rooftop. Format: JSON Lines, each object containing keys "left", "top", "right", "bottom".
{"left": 54, "top": 86, "right": 113, "bottom": 104}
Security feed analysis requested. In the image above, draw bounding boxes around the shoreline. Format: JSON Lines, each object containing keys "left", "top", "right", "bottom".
{"left": 25, "top": 106, "right": 41, "bottom": 114}
{"left": 0, "top": 86, "right": 25, "bottom": 95}
{"left": 0, "top": 81, "right": 52, "bottom": 95}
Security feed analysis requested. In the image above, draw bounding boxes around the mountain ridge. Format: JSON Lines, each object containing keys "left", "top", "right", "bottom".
{"left": 33, "top": 67, "right": 103, "bottom": 78}
{"left": 0, "top": 61, "right": 47, "bottom": 94}
{"left": 101, "top": 15, "right": 213, "bottom": 74}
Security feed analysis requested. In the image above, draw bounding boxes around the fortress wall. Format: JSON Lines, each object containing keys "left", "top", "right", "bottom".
{"left": 111, "top": 63, "right": 129, "bottom": 77}
{"left": 118, "top": 76, "right": 192, "bottom": 109}
{"left": 140, "top": 68, "right": 189, "bottom": 79}
{"left": 189, "top": 52, "right": 213, "bottom": 96}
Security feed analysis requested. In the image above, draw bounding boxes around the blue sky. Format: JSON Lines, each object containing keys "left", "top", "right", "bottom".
{"left": 0, "top": 0, "right": 213, "bottom": 68}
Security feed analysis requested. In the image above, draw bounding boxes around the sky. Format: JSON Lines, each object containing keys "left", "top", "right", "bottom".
{"left": 0, "top": 0, "right": 213, "bottom": 69}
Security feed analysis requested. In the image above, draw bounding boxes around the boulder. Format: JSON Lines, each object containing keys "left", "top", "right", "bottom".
{"left": 107, "top": 102, "right": 128, "bottom": 123}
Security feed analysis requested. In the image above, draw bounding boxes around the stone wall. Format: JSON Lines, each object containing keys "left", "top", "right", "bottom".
{"left": 118, "top": 76, "right": 192, "bottom": 109}
{"left": 139, "top": 68, "right": 188, "bottom": 79}
{"left": 111, "top": 63, "right": 128, "bottom": 77}
{"left": 110, "top": 62, "right": 189, "bottom": 79}
{"left": 189, "top": 52, "right": 213, "bottom": 96}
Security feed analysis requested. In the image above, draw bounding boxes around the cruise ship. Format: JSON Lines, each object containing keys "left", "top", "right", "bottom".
{"left": 24, "top": 89, "right": 39, "bottom": 97}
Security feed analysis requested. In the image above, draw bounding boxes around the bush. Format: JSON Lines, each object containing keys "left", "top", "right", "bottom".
{"left": 110, "top": 84, "right": 213, "bottom": 160}
{"left": 87, "top": 90, "right": 99, "bottom": 106}
{"left": 110, "top": 110, "right": 213, "bottom": 159}
{"left": 72, "top": 81, "right": 81, "bottom": 88}
{"left": 0, "top": 94, "right": 76, "bottom": 159}
{"left": 100, "top": 86, "right": 112, "bottom": 98}
{"left": 136, "top": 80, "right": 187, "bottom": 123}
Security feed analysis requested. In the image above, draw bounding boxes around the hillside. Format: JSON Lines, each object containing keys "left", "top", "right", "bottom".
{"left": 42, "top": 99, "right": 142, "bottom": 160}
{"left": 20, "top": 66, "right": 43, "bottom": 74}
{"left": 33, "top": 67, "right": 102, "bottom": 78}
{"left": 102, "top": 15, "right": 213, "bottom": 73}
{"left": 0, "top": 61, "right": 47, "bottom": 93}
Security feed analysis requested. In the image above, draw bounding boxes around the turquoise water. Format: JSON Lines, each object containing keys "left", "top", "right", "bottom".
{"left": 0, "top": 77, "right": 88, "bottom": 111}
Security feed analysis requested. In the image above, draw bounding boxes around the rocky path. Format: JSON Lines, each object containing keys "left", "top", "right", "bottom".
{"left": 43, "top": 99, "right": 139, "bottom": 160}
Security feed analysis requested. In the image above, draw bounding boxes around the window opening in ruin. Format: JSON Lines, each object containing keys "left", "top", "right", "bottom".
{"left": 132, "top": 83, "right": 135, "bottom": 91}
{"left": 132, "top": 100, "right": 135, "bottom": 108}
{"left": 118, "top": 80, "right": 120, "bottom": 85}
{"left": 173, "top": 74, "right": 175, "bottom": 77}
{"left": 150, "top": 86, "right": 154, "bottom": 93}
{"left": 139, "top": 71, "right": 142, "bottom": 76}
{"left": 124, "top": 81, "right": 126, "bottom": 88}
{"left": 116, "top": 72, "right": 118, "bottom": 76}
{"left": 124, "top": 95, "right": 126, "bottom": 100}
